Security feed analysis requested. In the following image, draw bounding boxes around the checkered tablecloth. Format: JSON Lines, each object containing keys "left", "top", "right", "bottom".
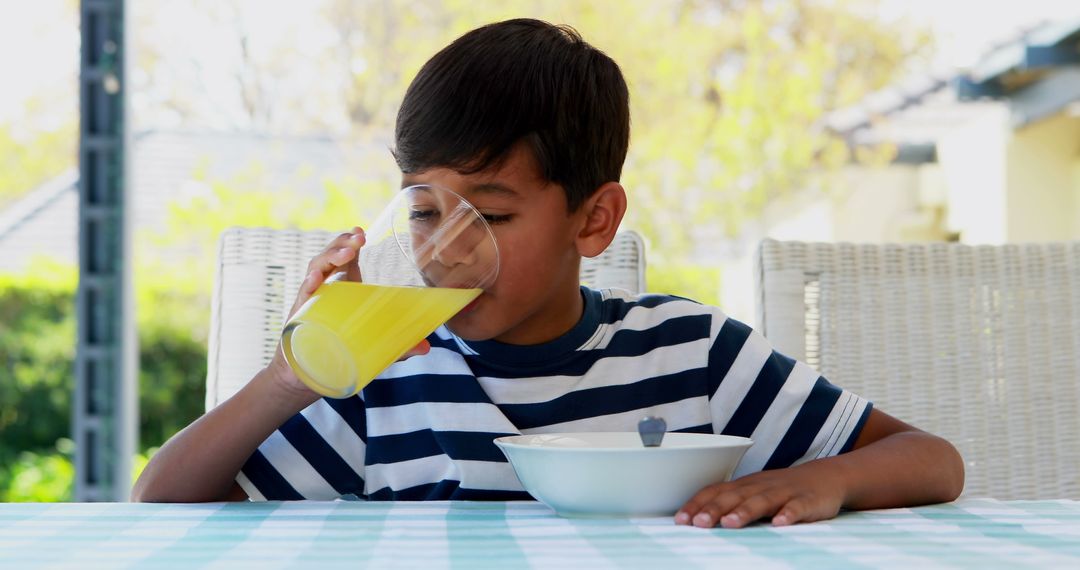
{"left": 1, "top": 499, "right": 1078, "bottom": 569}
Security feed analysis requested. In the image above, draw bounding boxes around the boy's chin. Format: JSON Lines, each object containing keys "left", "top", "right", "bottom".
{"left": 444, "top": 315, "right": 499, "bottom": 342}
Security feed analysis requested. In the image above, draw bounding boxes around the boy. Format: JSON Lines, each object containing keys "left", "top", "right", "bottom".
{"left": 133, "top": 18, "right": 963, "bottom": 529}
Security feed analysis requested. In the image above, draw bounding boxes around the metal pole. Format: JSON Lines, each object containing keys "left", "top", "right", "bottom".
{"left": 75, "top": 0, "right": 136, "bottom": 502}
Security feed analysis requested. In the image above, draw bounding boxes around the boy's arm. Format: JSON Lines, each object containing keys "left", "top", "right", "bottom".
{"left": 130, "top": 364, "right": 320, "bottom": 502}
{"left": 133, "top": 227, "right": 428, "bottom": 503}
{"left": 676, "top": 409, "right": 965, "bottom": 528}
{"left": 130, "top": 229, "right": 367, "bottom": 503}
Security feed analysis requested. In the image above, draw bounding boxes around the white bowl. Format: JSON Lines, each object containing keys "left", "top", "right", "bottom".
{"left": 494, "top": 432, "right": 752, "bottom": 518}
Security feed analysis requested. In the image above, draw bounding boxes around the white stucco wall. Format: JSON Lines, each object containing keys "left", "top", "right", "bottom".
{"left": 718, "top": 163, "right": 935, "bottom": 326}
{"left": 1005, "top": 112, "right": 1080, "bottom": 241}
{"left": 936, "top": 104, "right": 1012, "bottom": 245}
{"left": 717, "top": 190, "right": 834, "bottom": 325}
{"left": 1075, "top": 161, "right": 1080, "bottom": 233}
{"left": 715, "top": 104, "right": 1080, "bottom": 326}
{"left": 831, "top": 166, "right": 926, "bottom": 242}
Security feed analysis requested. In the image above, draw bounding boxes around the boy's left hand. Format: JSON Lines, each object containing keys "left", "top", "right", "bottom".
{"left": 675, "top": 462, "right": 845, "bottom": 529}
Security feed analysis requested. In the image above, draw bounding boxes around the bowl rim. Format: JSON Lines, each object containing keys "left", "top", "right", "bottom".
{"left": 493, "top": 432, "right": 753, "bottom": 452}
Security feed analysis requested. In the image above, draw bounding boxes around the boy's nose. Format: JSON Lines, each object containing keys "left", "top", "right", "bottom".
{"left": 431, "top": 235, "right": 478, "bottom": 267}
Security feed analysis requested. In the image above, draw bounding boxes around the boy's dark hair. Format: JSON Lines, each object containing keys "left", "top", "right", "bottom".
{"left": 393, "top": 18, "right": 630, "bottom": 212}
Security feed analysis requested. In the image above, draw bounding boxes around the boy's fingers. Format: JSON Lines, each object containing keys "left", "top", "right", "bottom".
{"left": 398, "top": 339, "right": 431, "bottom": 361}
{"left": 308, "top": 243, "right": 362, "bottom": 276}
{"left": 290, "top": 228, "right": 366, "bottom": 318}
{"left": 679, "top": 482, "right": 780, "bottom": 529}
{"left": 771, "top": 497, "right": 808, "bottom": 527}
{"left": 680, "top": 470, "right": 840, "bottom": 528}
{"left": 286, "top": 269, "right": 323, "bottom": 318}
{"left": 772, "top": 495, "right": 837, "bottom": 526}
{"left": 306, "top": 228, "right": 366, "bottom": 277}
{"left": 675, "top": 484, "right": 724, "bottom": 525}
{"left": 345, "top": 229, "right": 366, "bottom": 282}
{"left": 346, "top": 257, "right": 363, "bottom": 283}
{"left": 300, "top": 269, "right": 320, "bottom": 295}
{"left": 715, "top": 492, "right": 783, "bottom": 529}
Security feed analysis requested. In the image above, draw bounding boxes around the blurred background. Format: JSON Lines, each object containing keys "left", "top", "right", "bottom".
{"left": 1, "top": 0, "right": 1078, "bottom": 501}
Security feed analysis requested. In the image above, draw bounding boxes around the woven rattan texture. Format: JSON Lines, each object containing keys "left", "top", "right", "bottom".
{"left": 755, "top": 239, "right": 1080, "bottom": 499}
{"left": 206, "top": 227, "right": 646, "bottom": 410}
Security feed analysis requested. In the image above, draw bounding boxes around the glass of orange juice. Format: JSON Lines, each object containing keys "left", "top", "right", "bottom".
{"left": 280, "top": 184, "right": 499, "bottom": 398}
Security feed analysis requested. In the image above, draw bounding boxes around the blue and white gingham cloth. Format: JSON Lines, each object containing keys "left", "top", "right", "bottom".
{"left": 1, "top": 499, "right": 1078, "bottom": 569}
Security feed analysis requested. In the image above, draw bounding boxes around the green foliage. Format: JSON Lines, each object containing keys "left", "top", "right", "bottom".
{"left": 150, "top": 0, "right": 925, "bottom": 302}
{"left": 315, "top": 0, "right": 928, "bottom": 291}
{"left": 127, "top": 0, "right": 929, "bottom": 301}
{"left": 0, "top": 441, "right": 155, "bottom": 502}
{"left": 1, "top": 440, "right": 75, "bottom": 502}
{"left": 0, "top": 115, "right": 76, "bottom": 209}
{"left": 138, "top": 315, "right": 207, "bottom": 450}
{"left": 132, "top": 447, "right": 157, "bottom": 483}
{"left": 0, "top": 261, "right": 77, "bottom": 462}
{"left": 154, "top": 167, "right": 397, "bottom": 300}
{"left": 0, "top": 260, "right": 206, "bottom": 500}
{"left": 646, "top": 263, "right": 722, "bottom": 307}
{"left": 163, "top": 171, "right": 393, "bottom": 251}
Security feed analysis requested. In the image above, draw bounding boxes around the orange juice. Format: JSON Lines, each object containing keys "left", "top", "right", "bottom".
{"left": 281, "top": 281, "right": 480, "bottom": 398}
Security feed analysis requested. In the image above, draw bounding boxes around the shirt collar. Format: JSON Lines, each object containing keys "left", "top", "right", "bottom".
{"left": 453, "top": 286, "right": 603, "bottom": 368}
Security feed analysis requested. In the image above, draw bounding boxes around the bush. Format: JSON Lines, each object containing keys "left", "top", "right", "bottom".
{"left": 0, "top": 260, "right": 208, "bottom": 500}
{"left": 0, "top": 265, "right": 76, "bottom": 468}
{"left": 646, "top": 262, "right": 722, "bottom": 306}
{"left": 0, "top": 439, "right": 75, "bottom": 502}
{"left": 138, "top": 319, "right": 207, "bottom": 449}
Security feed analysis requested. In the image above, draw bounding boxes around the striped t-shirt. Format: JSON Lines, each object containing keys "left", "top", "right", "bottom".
{"left": 237, "top": 287, "right": 871, "bottom": 501}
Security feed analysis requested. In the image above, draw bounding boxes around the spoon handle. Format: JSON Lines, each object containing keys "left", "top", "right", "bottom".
{"left": 638, "top": 416, "right": 667, "bottom": 447}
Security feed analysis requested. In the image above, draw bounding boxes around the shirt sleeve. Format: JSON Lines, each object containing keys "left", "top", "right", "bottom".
{"left": 705, "top": 311, "right": 872, "bottom": 478}
{"left": 237, "top": 396, "right": 368, "bottom": 501}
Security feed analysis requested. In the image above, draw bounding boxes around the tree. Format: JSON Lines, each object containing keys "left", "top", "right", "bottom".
{"left": 0, "top": 0, "right": 78, "bottom": 208}
{"left": 0, "top": 112, "right": 76, "bottom": 210}
{"left": 154, "top": 0, "right": 929, "bottom": 301}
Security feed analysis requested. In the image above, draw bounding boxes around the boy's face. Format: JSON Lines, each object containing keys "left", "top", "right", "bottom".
{"left": 401, "top": 142, "right": 587, "bottom": 345}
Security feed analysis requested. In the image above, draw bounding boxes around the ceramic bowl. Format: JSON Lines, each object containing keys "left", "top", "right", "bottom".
{"left": 494, "top": 432, "right": 752, "bottom": 517}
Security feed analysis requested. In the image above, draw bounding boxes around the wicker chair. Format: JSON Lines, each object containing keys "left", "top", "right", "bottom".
{"left": 754, "top": 238, "right": 1080, "bottom": 499}
{"left": 205, "top": 227, "right": 647, "bottom": 410}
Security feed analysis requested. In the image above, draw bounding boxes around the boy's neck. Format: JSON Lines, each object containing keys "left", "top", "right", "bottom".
{"left": 492, "top": 283, "right": 586, "bottom": 346}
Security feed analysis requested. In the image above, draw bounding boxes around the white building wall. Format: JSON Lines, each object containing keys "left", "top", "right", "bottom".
{"left": 1005, "top": 113, "right": 1080, "bottom": 241}
{"left": 1075, "top": 161, "right": 1080, "bottom": 233}
{"left": 718, "top": 163, "right": 932, "bottom": 326}
{"left": 937, "top": 104, "right": 1011, "bottom": 244}
{"left": 716, "top": 103, "right": 1080, "bottom": 326}
{"left": 831, "top": 167, "right": 924, "bottom": 242}
{"left": 718, "top": 192, "right": 833, "bottom": 326}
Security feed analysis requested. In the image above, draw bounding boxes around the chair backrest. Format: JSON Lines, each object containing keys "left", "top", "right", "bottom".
{"left": 205, "top": 227, "right": 647, "bottom": 410}
{"left": 754, "top": 238, "right": 1080, "bottom": 499}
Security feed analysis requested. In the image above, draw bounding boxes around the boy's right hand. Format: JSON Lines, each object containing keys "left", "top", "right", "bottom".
{"left": 265, "top": 226, "right": 431, "bottom": 400}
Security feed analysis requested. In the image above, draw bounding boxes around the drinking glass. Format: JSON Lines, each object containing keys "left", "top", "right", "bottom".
{"left": 281, "top": 184, "right": 499, "bottom": 398}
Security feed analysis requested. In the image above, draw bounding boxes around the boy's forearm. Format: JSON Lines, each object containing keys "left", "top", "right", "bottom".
{"left": 131, "top": 367, "right": 319, "bottom": 502}
{"left": 815, "top": 431, "right": 964, "bottom": 510}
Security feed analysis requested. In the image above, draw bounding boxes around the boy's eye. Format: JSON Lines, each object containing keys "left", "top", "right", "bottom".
{"left": 482, "top": 213, "right": 512, "bottom": 225}
{"left": 409, "top": 209, "right": 437, "bottom": 222}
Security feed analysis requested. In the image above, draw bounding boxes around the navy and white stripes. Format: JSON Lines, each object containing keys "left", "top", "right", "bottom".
{"left": 238, "top": 287, "right": 871, "bottom": 501}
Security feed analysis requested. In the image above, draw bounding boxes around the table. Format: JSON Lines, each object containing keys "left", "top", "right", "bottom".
{"left": 2, "top": 499, "right": 1078, "bottom": 568}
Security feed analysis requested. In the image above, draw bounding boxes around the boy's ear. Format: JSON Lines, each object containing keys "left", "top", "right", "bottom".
{"left": 575, "top": 182, "right": 627, "bottom": 258}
